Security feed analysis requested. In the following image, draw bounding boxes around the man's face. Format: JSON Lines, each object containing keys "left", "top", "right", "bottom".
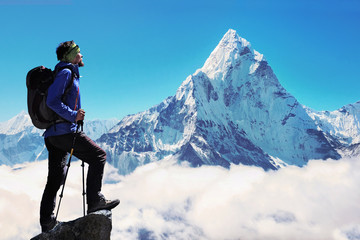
{"left": 72, "top": 53, "right": 84, "bottom": 67}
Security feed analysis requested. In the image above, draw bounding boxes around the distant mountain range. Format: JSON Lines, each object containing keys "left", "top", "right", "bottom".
{"left": 0, "top": 111, "right": 118, "bottom": 165}
{"left": 2, "top": 29, "right": 360, "bottom": 174}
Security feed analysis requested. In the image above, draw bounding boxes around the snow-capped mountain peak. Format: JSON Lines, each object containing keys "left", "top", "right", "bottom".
{"left": 216, "top": 29, "right": 251, "bottom": 50}
{"left": 202, "top": 29, "right": 263, "bottom": 80}
{"left": 307, "top": 101, "right": 360, "bottom": 149}
{"left": 0, "top": 111, "right": 37, "bottom": 135}
{"left": 96, "top": 29, "right": 342, "bottom": 174}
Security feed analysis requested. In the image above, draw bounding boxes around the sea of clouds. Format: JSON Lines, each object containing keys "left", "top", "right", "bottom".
{"left": 1, "top": 157, "right": 360, "bottom": 240}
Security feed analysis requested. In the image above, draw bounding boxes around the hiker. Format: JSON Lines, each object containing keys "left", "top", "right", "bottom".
{"left": 39, "top": 41, "right": 119, "bottom": 232}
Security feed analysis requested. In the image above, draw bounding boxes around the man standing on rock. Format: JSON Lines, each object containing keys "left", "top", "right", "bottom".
{"left": 39, "top": 41, "right": 119, "bottom": 232}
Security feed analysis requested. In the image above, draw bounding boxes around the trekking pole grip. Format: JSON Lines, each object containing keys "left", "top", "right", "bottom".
{"left": 76, "top": 120, "right": 84, "bottom": 132}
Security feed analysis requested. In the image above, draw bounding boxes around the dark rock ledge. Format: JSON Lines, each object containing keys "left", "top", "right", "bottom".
{"left": 30, "top": 210, "right": 112, "bottom": 240}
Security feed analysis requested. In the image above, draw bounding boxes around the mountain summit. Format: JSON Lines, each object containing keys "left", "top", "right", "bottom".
{"left": 202, "top": 29, "right": 254, "bottom": 79}
{"left": 98, "top": 29, "right": 340, "bottom": 174}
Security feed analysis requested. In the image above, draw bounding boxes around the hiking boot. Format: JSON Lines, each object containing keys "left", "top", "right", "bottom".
{"left": 41, "top": 217, "right": 59, "bottom": 233}
{"left": 87, "top": 198, "right": 120, "bottom": 214}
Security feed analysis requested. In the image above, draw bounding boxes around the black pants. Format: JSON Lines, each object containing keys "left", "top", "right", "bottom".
{"left": 40, "top": 132, "right": 106, "bottom": 223}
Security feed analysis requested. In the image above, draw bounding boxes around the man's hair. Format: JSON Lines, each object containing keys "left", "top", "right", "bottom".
{"left": 56, "top": 40, "right": 75, "bottom": 61}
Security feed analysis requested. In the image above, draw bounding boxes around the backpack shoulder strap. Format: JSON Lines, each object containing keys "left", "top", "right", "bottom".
{"left": 54, "top": 66, "right": 77, "bottom": 100}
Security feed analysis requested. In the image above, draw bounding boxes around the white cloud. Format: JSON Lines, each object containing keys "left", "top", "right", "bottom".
{"left": 1, "top": 157, "right": 360, "bottom": 240}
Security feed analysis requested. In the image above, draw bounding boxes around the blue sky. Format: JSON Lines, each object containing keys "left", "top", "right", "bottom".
{"left": 0, "top": 0, "right": 359, "bottom": 122}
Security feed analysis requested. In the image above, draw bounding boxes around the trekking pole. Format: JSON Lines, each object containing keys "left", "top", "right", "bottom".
{"left": 78, "top": 120, "right": 86, "bottom": 217}
{"left": 82, "top": 159, "right": 86, "bottom": 216}
{"left": 55, "top": 121, "right": 82, "bottom": 221}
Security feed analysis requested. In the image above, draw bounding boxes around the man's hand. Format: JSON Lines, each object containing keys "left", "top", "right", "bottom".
{"left": 75, "top": 109, "right": 85, "bottom": 122}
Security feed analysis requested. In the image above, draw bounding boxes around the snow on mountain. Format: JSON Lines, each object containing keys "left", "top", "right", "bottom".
{"left": 97, "top": 29, "right": 342, "bottom": 175}
{"left": 196, "top": 29, "right": 340, "bottom": 165}
{"left": 0, "top": 111, "right": 45, "bottom": 165}
{"left": 1, "top": 30, "right": 358, "bottom": 175}
{"left": 0, "top": 110, "right": 41, "bottom": 135}
{"left": 0, "top": 112, "right": 119, "bottom": 166}
{"left": 83, "top": 118, "right": 120, "bottom": 140}
{"left": 306, "top": 102, "right": 360, "bottom": 155}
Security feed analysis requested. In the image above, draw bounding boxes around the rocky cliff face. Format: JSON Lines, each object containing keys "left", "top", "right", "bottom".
{"left": 30, "top": 210, "right": 112, "bottom": 240}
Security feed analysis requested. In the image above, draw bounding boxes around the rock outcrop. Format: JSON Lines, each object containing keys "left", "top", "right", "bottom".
{"left": 31, "top": 210, "right": 112, "bottom": 240}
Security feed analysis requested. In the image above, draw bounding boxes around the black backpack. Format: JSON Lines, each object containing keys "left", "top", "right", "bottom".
{"left": 26, "top": 66, "right": 75, "bottom": 129}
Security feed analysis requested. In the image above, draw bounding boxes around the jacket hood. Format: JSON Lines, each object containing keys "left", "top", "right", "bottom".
{"left": 55, "top": 61, "right": 80, "bottom": 78}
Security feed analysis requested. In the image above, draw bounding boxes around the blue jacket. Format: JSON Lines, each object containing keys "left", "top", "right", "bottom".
{"left": 44, "top": 62, "right": 81, "bottom": 138}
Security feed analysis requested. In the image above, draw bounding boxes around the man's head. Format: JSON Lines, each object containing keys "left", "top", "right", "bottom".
{"left": 56, "top": 40, "right": 84, "bottom": 67}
